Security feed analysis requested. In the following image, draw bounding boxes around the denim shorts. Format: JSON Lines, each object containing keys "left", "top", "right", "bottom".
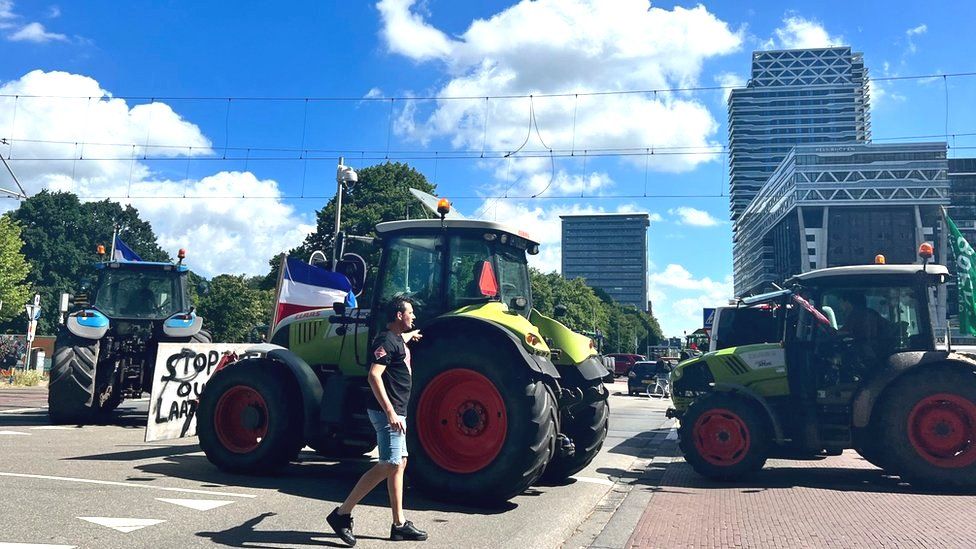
{"left": 367, "top": 408, "right": 408, "bottom": 465}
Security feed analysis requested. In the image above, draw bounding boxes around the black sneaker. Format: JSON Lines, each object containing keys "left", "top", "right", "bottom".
{"left": 327, "top": 508, "right": 356, "bottom": 547}
{"left": 391, "top": 520, "right": 428, "bottom": 541}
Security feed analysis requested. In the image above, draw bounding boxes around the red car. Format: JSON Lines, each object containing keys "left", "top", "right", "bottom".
{"left": 606, "top": 353, "right": 646, "bottom": 377}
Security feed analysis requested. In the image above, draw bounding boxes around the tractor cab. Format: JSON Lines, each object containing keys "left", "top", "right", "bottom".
{"left": 371, "top": 219, "right": 540, "bottom": 331}
{"left": 90, "top": 260, "right": 191, "bottom": 321}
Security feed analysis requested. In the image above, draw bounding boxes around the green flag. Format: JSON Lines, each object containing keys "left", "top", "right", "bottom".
{"left": 945, "top": 208, "right": 976, "bottom": 335}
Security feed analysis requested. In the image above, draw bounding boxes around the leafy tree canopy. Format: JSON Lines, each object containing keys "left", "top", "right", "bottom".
{"left": 197, "top": 274, "right": 273, "bottom": 343}
{"left": 0, "top": 216, "right": 31, "bottom": 325}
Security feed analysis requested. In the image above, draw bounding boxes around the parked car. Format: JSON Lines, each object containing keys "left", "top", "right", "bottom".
{"left": 606, "top": 353, "right": 646, "bottom": 377}
{"left": 628, "top": 360, "right": 673, "bottom": 396}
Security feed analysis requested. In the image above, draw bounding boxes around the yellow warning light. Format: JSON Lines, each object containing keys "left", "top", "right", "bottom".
{"left": 436, "top": 198, "right": 451, "bottom": 217}
{"left": 874, "top": 254, "right": 886, "bottom": 264}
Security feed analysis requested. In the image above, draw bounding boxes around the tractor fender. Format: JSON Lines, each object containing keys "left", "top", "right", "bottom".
{"left": 567, "top": 355, "right": 612, "bottom": 383}
{"left": 239, "top": 345, "right": 324, "bottom": 440}
{"left": 419, "top": 316, "right": 561, "bottom": 380}
{"left": 852, "top": 351, "right": 976, "bottom": 428}
{"left": 65, "top": 310, "right": 109, "bottom": 340}
{"left": 712, "top": 382, "right": 786, "bottom": 443}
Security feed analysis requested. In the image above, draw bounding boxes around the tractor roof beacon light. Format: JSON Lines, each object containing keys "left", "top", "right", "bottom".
{"left": 177, "top": 248, "right": 186, "bottom": 266}
{"left": 437, "top": 198, "right": 451, "bottom": 220}
{"left": 919, "top": 242, "right": 934, "bottom": 272}
{"left": 96, "top": 244, "right": 106, "bottom": 257}
{"left": 875, "top": 254, "right": 886, "bottom": 265}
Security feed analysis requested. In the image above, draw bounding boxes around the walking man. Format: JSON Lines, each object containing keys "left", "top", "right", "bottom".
{"left": 327, "top": 296, "right": 428, "bottom": 545}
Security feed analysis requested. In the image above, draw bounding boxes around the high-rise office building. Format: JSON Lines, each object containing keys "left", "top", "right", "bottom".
{"left": 947, "top": 158, "right": 976, "bottom": 342}
{"left": 735, "top": 142, "right": 949, "bottom": 296}
{"left": 729, "top": 47, "right": 872, "bottom": 276}
{"left": 560, "top": 213, "right": 650, "bottom": 310}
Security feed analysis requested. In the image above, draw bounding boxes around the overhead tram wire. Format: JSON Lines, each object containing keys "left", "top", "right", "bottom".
{"left": 2, "top": 70, "right": 975, "bottom": 102}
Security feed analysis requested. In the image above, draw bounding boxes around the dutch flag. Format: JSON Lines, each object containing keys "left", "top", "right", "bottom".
{"left": 274, "top": 257, "right": 357, "bottom": 324}
{"left": 113, "top": 236, "right": 143, "bottom": 262}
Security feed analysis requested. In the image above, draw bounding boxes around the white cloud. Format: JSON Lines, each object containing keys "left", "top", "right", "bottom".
{"left": 669, "top": 206, "right": 721, "bottom": 227}
{"left": 376, "top": 0, "right": 454, "bottom": 61}
{"left": 714, "top": 71, "right": 746, "bottom": 104}
{"left": 47, "top": 5, "right": 60, "bottom": 18}
{"left": 364, "top": 87, "right": 384, "bottom": 99}
{"left": 905, "top": 23, "right": 926, "bottom": 54}
{"left": 762, "top": 14, "right": 843, "bottom": 50}
{"left": 379, "top": 0, "right": 742, "bottom": 192}
{"left": 906, "top": 24, "right": 927, "bottom": 36}
{"left": 648, "top": 264, "right": 733, "bottom": 336}
{"left": 7, "top": 21, "right": 66, "bottom": 42}
{"left": 0, "top": 70, "right": 312, "bottom": 277}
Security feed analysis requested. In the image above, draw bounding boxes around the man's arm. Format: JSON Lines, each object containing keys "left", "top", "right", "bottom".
{"left": 367, "top": 363, "right": 406, "bottom": 433}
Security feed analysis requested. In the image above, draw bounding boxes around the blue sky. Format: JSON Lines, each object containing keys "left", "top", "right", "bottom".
{"left": 2, "top": 0, "right": 975, "bottom": 336}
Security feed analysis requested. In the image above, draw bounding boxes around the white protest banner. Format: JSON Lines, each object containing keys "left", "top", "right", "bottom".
{"left": 145, "top": 343, "right": 258, "bottom": 442}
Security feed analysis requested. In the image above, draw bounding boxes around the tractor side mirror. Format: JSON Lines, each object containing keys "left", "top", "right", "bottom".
{"left": 336, "top": 253, "right": 367, "bottom": 297}
{"left": 197, "top": 281, "right": 211, "bottom": 296}
{"left": 333, "top": 301, "right": 347, "bottom": 316}
{"left": 553, "top": 304, "right": 568, "bottom": 318}
{"left": 79, "top": 277, "right": 94, "bottom": 293}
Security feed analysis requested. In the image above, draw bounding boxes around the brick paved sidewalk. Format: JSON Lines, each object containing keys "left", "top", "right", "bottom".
{"left": 627, "top": 445, "right": 976, "bottom": 549}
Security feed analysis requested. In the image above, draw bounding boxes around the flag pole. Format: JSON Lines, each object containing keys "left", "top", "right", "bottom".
{"left": 268, "top": 253, "right": 288, "bottom": 338}
{"left": 109, "top": 225, "right": 118, "bottom": 260}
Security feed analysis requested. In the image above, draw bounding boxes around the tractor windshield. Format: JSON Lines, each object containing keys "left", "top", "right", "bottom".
{"left": 446, "top": 235, "right": 532, "bottom": 318}
{"left": 94, "top": 269, "right": 185, "bottom": 319}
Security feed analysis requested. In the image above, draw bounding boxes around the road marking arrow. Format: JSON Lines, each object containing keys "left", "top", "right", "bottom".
{"left": 77, "top": 517, "right": 165, "bottom": 533}
{"left": 156, "top": 498, "right": 234, "bottom": 511}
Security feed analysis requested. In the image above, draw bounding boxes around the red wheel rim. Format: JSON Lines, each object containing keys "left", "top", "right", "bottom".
{"left": 907, "top": 393, "right": 976, "bottom": 468}
{"left": 416, "top": 369, "right": 508, "bottom": 473}
{"left": 693, "top": 408, "right": 751, "bottom": 466}
{"left": 214, "top": 385, "right": 269, "bottom": 454}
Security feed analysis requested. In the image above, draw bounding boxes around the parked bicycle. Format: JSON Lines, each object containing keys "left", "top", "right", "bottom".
{"left": 646, "top": 375, "right": 670, "bottom": 399}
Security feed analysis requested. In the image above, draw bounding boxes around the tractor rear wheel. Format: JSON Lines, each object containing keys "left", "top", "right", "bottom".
{"left": 197, "top": 358, "right": 303, "bottom": 474}
{"left": 408, "top": 337, "right": 557, "bottom": 502}
{"left": 48, "top": 327, "right": 100, "bottom": 425}
{"left": 542, "top": 381, "right": 609, "bottom": 482}
{"left": 877, "top": 366, "right": 976, "bottom": 489}
{"left": 678, "top": 393, "right": 771, "bottom": 481}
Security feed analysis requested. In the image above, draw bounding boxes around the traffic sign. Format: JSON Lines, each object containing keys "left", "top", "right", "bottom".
{"left": 703, "top": 308, "right": 716, "bottom": 330}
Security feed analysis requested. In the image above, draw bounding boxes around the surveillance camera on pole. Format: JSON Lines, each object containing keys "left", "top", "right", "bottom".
{"left": 331, "top": 158, "right": 359, "bottom": 269}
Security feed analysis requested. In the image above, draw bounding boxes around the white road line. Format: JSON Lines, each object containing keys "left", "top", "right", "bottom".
{"left": 156, "top": 498, "right": 234, "bottom": 511}
{"left": 30, "top": 426, "right": 77, "bottom": 430}
{"left": 0, "top": 408, "right": 45, "bottom": 414}
{"left": 572, "top": 476, "right": 615, "bottom": 486}
{"left": 0, "top": 472, "right": 256, "bottom": 498}
{"left": 0, "top": 543, "right": 76, "bottom": 548}
{"left": 0, "top": 431, "right": 30, "bottom": 436}
{"left": 78, "top": 517, "right": 165, "bottom": 533}
{"left": 666, "top": 428, "right": 678, "bottom": 440}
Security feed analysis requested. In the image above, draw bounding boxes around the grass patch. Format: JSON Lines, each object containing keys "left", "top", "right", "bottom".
{"left": 1, "top": 369, "right": 47, "bottom": 387}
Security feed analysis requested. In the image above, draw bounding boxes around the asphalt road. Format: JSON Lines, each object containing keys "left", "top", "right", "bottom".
{"left": 0, "top": 379, "right": 672, "bottom": 549}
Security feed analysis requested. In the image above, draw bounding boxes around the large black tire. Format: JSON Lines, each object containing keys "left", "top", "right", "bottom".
{"left": 407, "top": 335, "right": 557, "bottom": 502}
{"left": 48, "top": 327, "right": 100, "bottom": 425}
{"left": 876, "top": 365, "right": 976, "bottom": 489}
{"left": 854, "top": 427, "right": 896, "bottom": 472}
{"left": 197, "top": 358, "right": 303, "bottom": 474}
{"left": 191, "top": 329, "right": 212, "bottom": 343}
{"left": 542, "top": 381, "right": 609, "bottom": 482}
{"left": 678, "top": 393, "right": 771, "bottom": 481}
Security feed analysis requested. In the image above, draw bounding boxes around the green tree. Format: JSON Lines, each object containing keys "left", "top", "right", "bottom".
{"left": 0, "top": 216, "right": 31, "bottom": 327}
{"left": 262, "top": 162, "right": 437, "bottom": 299}
{"left": 197, "top": 275, "right": 273, "bottom": 343}
{"left": 4, "top": 191, "right": 169, "bottom": 333}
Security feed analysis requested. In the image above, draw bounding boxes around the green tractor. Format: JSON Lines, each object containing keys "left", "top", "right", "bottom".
{"left": 668, "top": 252, "right": 976, "bottom": 489}
{"left": 196, "top": 210, "right": 609, "bottom": 501}
{"left": 49, "top": 252, "right": 211, "bottom": 424}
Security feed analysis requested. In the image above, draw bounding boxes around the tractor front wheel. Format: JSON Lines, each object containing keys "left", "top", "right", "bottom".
{"left": 678, "top": 393, "right": 771, "bottom": 481}
{"left": 197, "top": 359, "right": 302, "bottom": 474}
{"left": 408, "top": 337, "right": 557, "bottom": 502}
{"left": 48, "top": 327, "right": 100, "bottom": 425}
{"left": 877, "top": 366, "right": 976, "bottom": 489}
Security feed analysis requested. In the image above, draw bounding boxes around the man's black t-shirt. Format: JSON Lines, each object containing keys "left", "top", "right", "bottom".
{"left": 366, "top": 330, "right": 412, "bottom": 416}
